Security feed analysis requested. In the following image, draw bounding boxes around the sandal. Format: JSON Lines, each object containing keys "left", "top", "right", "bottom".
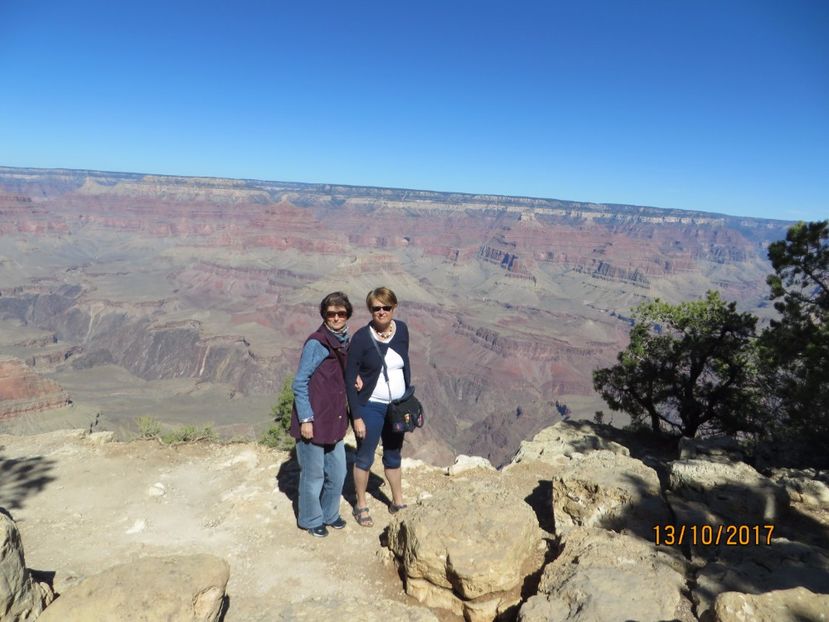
{"left": 388, "top": 503, "right": 408, "bottom": 514}
{"left": 352, "top": 506, "right": 374, "bottom": 527}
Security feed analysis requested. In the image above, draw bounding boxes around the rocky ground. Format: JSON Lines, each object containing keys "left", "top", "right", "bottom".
{"left": 0, "top": 429, "right": 456, "bottom": 621}
{"left": 3, "top": 421, "right": 829, "bottom": 621}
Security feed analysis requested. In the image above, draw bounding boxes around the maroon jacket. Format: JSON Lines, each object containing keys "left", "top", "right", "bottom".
{"left": 289, "top": 324, "right": 349, "bottom": 445}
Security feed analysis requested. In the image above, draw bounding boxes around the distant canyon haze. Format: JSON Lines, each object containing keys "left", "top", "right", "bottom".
{"left": 0, "top": 166, "right": 792, "bottom": 466}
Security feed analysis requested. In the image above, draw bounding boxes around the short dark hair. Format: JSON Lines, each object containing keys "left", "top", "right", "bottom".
{"left": 366, "top": 286, "right": 398, "bottom": 309}
{"left": 320, "top": 291, "right": 353, "bottom": 319}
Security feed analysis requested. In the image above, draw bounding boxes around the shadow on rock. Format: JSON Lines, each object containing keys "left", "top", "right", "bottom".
{"left": 601, "top": 458, "right": 829, "bottom": 620}
{"left": 0, "top": 447, "right": 57, "bottom": 510}
{"left": 523, "top": 479, "right": 555, "bottom": 534}
{"left": 778, "top": 499, "right": 829, "bottom": 551}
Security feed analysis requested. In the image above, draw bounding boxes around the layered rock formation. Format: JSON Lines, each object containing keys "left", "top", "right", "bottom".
{"left": 0, "top": 359, "right": 70, "bottom": 420}
{"left": 386, "top": 421, "right": 829, "bottom": 621}
{"left": 0, "top": 166, "right": 792, "bottom": 465}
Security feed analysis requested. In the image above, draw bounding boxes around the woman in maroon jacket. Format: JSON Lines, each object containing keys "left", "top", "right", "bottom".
{"left": 289, "top": 292, "right": 353, "bottom": 537}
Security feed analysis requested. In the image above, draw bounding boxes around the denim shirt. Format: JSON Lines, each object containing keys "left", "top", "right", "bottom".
{"left": 292, "top": 328, "right": 349, "bottom": 423}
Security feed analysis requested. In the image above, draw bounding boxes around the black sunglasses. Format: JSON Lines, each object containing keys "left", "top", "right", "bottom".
{"left": 325, "top": 310, "right": 348, "bottom": 319}
{"left": 370, "top": 305, "right": 393, "bottom": 313}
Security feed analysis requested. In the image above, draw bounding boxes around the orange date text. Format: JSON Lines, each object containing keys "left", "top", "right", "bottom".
{"left": 652, "top": 524, "right": 775, "bottom": 546}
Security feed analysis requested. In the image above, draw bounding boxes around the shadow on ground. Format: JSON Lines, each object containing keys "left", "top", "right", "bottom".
{"left": 0, "top": 446, "right": 57, "bottom": 510}
{"left": 275, "top": 442, "right": 390, "bottom": 525}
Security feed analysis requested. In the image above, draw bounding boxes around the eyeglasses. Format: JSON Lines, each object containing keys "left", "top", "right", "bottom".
{"left": 370, "top": 305, "right": 393, "bottom": 313}
{"left": 325, "top": 310, "right": 349, "bottom": 319}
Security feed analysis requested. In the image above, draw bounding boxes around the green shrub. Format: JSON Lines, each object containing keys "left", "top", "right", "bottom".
{"left": 136, "top": 416, "right": 215, "bottom": 444}
{"left": 161, "top": 425, "right": 216, "bottom": 444}
{"left": 137, "top": 416, "right": 161, "bottom": 439}
{"left": 260, "top": 375, "right": 295, "bottom": 450}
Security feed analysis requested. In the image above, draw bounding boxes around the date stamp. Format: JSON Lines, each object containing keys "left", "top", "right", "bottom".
{"left": 653, "top": 524, "right": 775, "bottom": 546}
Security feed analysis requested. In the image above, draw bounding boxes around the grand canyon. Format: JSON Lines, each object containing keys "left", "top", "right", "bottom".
{"left": 0, "top": 166, "right": 792, "bottom": 466}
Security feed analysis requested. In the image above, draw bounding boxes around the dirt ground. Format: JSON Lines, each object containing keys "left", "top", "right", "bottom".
{"left": 0, "top": 429, "right": 454, "bottom": 621}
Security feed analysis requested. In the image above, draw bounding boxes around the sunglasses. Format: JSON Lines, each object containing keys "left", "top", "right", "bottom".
{"left": 370, "top": 305, "right": 393, "bottom": 313}
{"left": 325, "top": 310, "right": 349, "bottom": 319}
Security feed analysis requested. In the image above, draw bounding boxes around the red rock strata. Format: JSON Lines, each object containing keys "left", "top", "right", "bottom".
{"left": 0, "top": 166, "right": 793, "bottom": 465}
{"left": 0, "top": 358, "right": 71, "bottom": 419}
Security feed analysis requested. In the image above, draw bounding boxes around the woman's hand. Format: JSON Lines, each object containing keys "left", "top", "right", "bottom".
{"left": 355, "top": 375, "right": 363, "bottom": 391}
{"left": 353, "top": 418, "right": 366, "bottom": 440}
{"left": 300, "top": 422, "right": 314, "bottom": 440}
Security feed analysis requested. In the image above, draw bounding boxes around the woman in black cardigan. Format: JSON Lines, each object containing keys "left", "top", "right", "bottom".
{"left": 345, "top": 287, "right": 410, "bottom": 527}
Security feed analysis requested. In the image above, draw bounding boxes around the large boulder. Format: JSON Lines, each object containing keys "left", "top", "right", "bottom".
{"left": 769, "top": 467, "right": 829, "bottom": 542}
{"left": 770, "top": 468, "right": 829, "bottom": 510}
{"left": 551, "top": 450, "right": 669, "bottom": 539}
{"left": 712, "top": 587, "right": 829, "bottom": 622}
{"left": 38, "top": 554, "right": 229, "bottom": 622}
{"left": 0, "top": 512, "right": 53, "bottom": 622}
{"left": 519, "top": 527, "right": 694, "bottom": 622}
{"left": 667, "top": 458, "right": 789, "bottom": 524}
{"left": 512, "top": 421, "right": 629, "bottom": 466}
{"left": 694, "top": 538, "right": 829, "bottom": 620}
{"left": 386, "top": 475, "right": 545, "bottom": 622}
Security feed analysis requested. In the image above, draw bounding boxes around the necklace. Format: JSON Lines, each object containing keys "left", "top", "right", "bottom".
{"left": 373, "top": 320, "right": 395, "bottom": 340}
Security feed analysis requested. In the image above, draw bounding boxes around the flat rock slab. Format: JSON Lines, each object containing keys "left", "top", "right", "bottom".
{"left": 668, "top": 458, "right": 789, "bottom": 524}
{"left": 38, "top": 554, "right": 229, "bottom": 622}
{"left": 769, "top": 468, "right": 829, "bottom": 548}
{"left": 512, "top": 421, "right": 630, "bottom": 466}
{"left": 552, "top": 449, "right": 669, "bottom": 539}
{"left": 694, "top": 538, "right": 829, "bottom": 620}
{"left": 713, "top": 587, "right": 829, "bottom": 622}
{"left": 519, "top": 527, "right": 694, "bottom": 622}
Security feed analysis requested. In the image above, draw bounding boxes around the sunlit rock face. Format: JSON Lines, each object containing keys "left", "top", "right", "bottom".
{"left": 0, "top": 167, "right": 790, "bottom": 464}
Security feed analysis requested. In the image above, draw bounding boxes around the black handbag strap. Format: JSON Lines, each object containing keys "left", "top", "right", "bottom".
{"left": 369, "top": 331, "right": 394, "bottom": 401}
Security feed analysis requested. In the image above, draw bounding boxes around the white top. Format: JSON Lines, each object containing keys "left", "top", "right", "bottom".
{"left": 368, "top": 346, "right": 406, "bottom": 403}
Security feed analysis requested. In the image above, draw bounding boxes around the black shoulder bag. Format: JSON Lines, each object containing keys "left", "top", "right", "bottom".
{"left": 370, "top": 333, "right": 424, "bottom": 433}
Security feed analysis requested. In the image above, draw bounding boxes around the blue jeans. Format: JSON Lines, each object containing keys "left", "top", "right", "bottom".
{"left": 354, "top": 400, "right": 404, "bottom": 471}
{"left": 295, "top": 439, "right": 346, "bottom": 528}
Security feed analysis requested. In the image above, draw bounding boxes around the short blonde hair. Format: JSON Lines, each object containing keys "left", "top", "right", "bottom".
{"left": 366, "top": 286, "right": 398, "bottom": 309}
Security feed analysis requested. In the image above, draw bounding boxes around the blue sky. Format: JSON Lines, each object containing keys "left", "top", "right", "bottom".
{"left": 1, "top": 0, "right": 827, "bottom": 222}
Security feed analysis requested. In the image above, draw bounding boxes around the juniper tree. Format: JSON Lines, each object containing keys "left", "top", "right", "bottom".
{"left": 758, "top": 220, "right": 829, "bottom": 466}
{"left": 593, "top": 291, "right": 758, "bottom": 438}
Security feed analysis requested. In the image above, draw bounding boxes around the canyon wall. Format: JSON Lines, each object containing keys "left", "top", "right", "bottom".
{"left": 0, "top": 167, "right": 791, "bottom": 464}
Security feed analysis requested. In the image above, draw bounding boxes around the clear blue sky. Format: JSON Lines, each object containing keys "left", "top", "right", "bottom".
{"left": 1, "top": 0, "right": 827, "bottom": 222}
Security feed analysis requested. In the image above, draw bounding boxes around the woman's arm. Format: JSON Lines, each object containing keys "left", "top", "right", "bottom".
{"left": 291, "top": 339, "right": 328, "bottom": 423}
{"left": 345, "top": 333, "right": 363, "bottom": 420}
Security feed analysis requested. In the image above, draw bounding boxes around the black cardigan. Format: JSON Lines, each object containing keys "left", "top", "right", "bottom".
{"left": 345, "top": 320, "right": 411, "bottom": 420}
